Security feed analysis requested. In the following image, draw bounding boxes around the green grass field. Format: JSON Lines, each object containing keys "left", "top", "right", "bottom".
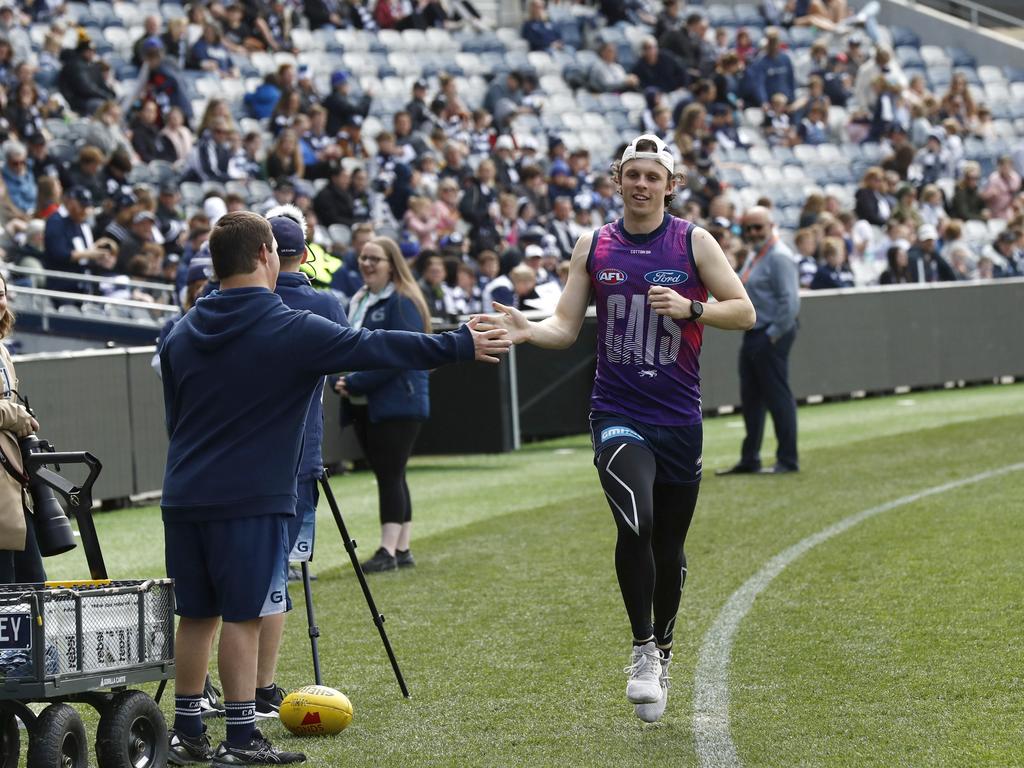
{"left": 42, "top": 383, "right": 1024, "bottom": 768}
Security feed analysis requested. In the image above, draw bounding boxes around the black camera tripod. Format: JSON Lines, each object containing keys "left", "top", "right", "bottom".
{"left": 301, "top": 470, "right": 410, "bottom": 698}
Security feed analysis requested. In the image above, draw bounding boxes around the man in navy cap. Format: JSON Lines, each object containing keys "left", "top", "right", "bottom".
{"left": 98, "top": 191, "right": 138, "bottom": 246}
{"left": 251, "top": 205, "right": 348, "bottom": 719}
{"left": 43, "top": 187, "right": 116, "bottom": 293}
{"left": 323, "top": 70, "right": 372, "bottom": 136}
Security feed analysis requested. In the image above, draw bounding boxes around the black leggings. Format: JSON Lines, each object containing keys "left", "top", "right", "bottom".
{"left": 351, "top": 406, "right": 422, "bottom": 526}
{"left": 596, "top": 442, "right": 699, "bottom": 647}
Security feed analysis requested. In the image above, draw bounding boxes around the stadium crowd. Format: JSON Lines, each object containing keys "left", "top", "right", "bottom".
{"left": 0, "top": 0, "right": 1022, "bottom": 329}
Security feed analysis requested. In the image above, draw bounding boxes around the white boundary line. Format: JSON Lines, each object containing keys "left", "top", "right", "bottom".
{"left": 692, "top": 463, "right": 1024, "bottom": 768}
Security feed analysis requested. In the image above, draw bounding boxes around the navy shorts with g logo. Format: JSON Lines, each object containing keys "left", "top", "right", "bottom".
{"left": 165, "top": 513, "right": 290, "bottom": 622}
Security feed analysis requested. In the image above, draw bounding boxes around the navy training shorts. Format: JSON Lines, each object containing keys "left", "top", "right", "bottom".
{"left": 287, "top": 478, "right": 318, "bottom": 563}
{"left": 165, "top": 514, "right": 290, "bottom": 622}
{"left": 589, "top": 410, "right": 703, "bottom": 485}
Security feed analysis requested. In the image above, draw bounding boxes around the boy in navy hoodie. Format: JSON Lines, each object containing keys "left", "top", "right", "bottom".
{"left": 161, "top": 211, "right": 509, "bottom": 766}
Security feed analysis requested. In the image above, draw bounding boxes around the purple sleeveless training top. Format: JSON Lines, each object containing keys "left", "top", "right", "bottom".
{"left": 588, "top": 214, "right": 707, "bottom": 426}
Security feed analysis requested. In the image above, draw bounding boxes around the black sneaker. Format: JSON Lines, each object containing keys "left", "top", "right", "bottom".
{"left": 395, "top": 549, "right": 415, "bottom": 568}
{"left": 255, "top": 683, "right": 286, "bottom": 719}
{"left": 201, "top": 675, "right": 226, "bottom": 718}
{"left": 287, "top": 564, "right": 317, "bottom": 582}
{"left": 361, "top": 547, "right": 397, "bottom": 573}
{"left": 212, "top": 728, "right": 306, "bottom": 765}
{"left": 168, "top": 727, "right": 214, "bottom": 765}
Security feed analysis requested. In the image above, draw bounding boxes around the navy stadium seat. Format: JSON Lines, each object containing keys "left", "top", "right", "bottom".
{"left": 787, "top": 27, "right": 817, "bottom": 49}
{"left": 706, "top": 6, "right": 736, "bottom": 26}
{"left": 896, "top": 46, "right": 924, "bottom": 69}
{"left": 945, "top": 46, "right": 976, "bottom": 68}
{"left": 889, "top": 26, "right": 921, "bottom": 48}
{"left": 556, "top": 20, "right": 582, "bottom": 50}
{"left": 1003, "top": 66, "right": 1024, "bottom": 83}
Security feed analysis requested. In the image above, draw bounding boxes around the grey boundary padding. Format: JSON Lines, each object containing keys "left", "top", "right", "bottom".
{"left": 10, "top": 279, "right": 1024, "bottom": 501}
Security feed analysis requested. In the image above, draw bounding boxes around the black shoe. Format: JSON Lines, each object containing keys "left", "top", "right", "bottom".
{"left": 212, "top": 729, "right": 305, "bottom": 765}
{"left": 396, "top": 549, "right": 415, "bottom": 568}
{"left": 760, "top": 464, "right": 799, "bottom": 475}
{"left": 361, "top": 547, "right": 397, "bottom": 573}
{"left": 287, "top": 564, "right": 317, "bottom": 582}
{"left": 255, "top": 683, "right": 286, "bottom": 719}
{"left": 168, "top": 727, "right": 214, "bottom": 765}
{"left": 715, "top": 463, "right": 760, "bottom": 476}
{"left": 200, "top": 675, "right": 225, "bottom": 718}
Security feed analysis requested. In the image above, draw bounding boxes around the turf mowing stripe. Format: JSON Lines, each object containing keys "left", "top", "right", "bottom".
{"left": 691, "top": 462, "right": 1024, "bottom": 768}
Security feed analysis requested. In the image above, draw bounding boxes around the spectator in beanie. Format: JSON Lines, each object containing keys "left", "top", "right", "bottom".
{"left": 58, "top": 29, "right": 116, "bottom": 116}
{"left": 323, "top": 70, "right": 372, "bottom": 136}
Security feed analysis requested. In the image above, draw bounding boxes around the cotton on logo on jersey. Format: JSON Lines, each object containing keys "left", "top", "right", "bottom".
{"left": 597, "top": 269, "right": 628, "bottom": 285}
{"left": 645, "top": 269, "right": 688, "bottom": 285}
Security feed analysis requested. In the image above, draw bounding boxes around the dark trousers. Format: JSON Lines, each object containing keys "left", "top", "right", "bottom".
{"left": 351, "top": 406, "right": 422, "bottom": 526}
{"left": 0, "top": 510, "right": 47, "bottom": 584}
{"left": 739, "top": 326, "right": 799, "bottom": 470}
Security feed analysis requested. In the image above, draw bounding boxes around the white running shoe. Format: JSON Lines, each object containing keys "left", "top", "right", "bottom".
{"left": 625, "top": 641, "right": 662, "bottom": 704}
{"left": 634, "top": 653, "right": 670, "bottom": 723}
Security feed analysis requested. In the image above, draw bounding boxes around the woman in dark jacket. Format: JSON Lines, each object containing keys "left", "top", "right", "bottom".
{"left": 334, "top": 236, "right": 434, "bottom": 573}
{"left": 131, "top": 100, "right": 177, "bottom": 163}
{"left": 853, "top": 166, "right": 891, "bottom": 226}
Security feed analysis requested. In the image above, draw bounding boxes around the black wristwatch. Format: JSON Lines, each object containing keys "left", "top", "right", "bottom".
{"left": 689, "top": 300, "right": 704, "bottom": 321}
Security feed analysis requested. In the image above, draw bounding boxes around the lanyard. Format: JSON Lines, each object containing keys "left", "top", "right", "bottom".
{"left": 740, "top": 237, "right": 776, "bottom": 284}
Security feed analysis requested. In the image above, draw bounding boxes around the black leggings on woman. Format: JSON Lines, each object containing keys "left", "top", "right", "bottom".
{"left": 596, "top": 442, "right": 699, "bottom": 648}
{"left": 351, "top": 406, "right": 422, "bottom": 526}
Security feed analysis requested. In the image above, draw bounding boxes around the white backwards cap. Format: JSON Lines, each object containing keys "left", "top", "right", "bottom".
{"left": 619, "top": 134, "right": 674, "bottom": 175}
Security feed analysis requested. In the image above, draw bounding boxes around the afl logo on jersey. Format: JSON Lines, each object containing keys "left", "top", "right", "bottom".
{"left": 597, "top": 269, "right": 628, "bottom": 285}
{"left": 645, "top": 269, "right": 688, "bottom": 285}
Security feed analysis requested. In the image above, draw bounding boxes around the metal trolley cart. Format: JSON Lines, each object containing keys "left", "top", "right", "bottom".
{"left": 0, "top": 448, "right": 174, "bottom": 768}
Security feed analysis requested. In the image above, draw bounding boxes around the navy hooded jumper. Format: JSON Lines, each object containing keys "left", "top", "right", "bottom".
{"left": 159, "top": 287, "right": 473, "bottom": 521}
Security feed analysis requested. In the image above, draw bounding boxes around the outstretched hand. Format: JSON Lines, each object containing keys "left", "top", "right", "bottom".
{"left": 466, "top": 315, "right": 513, "bottom": 363}
{"left": 470, "top": 302, "right": 532, "bottom": 345}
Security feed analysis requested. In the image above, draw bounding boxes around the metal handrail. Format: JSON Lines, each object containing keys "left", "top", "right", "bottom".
{"left": 11, "top": 286, "right": 181, "bottom": 316}
{"left": 3, "top": 264, "right": 179, "bottom": 295}
{"left": 908, "top": 0, "right": 1024, "bottom": 29}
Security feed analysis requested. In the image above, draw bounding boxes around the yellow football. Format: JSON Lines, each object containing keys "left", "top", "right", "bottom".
{"left": 279, "top": 685, "right": 353, "bottom": 737}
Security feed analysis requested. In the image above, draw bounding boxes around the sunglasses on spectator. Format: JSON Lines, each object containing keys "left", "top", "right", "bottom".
{"left": 743, "top": 223, "right": 766, "bottom": 232}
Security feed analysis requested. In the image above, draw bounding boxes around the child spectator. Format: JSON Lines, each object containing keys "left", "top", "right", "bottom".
{"left": 403, "top": 195, "right": 439, "bottom": 250}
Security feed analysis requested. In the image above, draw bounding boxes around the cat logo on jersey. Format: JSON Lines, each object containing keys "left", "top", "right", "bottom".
{"left": 645, "top": 269, "right": 688, "bottom": 285}
{"left": 597, "top": 269, "right": 628, "bottom": 285}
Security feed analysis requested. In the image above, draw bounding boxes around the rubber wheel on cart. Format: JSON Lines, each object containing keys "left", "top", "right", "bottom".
{"left": 26, "top": 703, "right": 87, "bottom": 768}
{"left": 95, "top": 690, "right": 167, "bottom": 768}
{"left": 0, "top": 711, "right": 19, "bottom": 768}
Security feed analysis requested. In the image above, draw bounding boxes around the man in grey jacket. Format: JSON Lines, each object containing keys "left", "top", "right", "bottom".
{"left": 718, "top": 206, "right": 801, "bottom": 475}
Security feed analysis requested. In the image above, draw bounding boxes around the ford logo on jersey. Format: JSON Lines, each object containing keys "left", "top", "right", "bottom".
{"left": 597, "top": 269, "right": 627, "bottom": 285}
{"left": 645, "top": 269, "right": 688, "bottom": 285}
